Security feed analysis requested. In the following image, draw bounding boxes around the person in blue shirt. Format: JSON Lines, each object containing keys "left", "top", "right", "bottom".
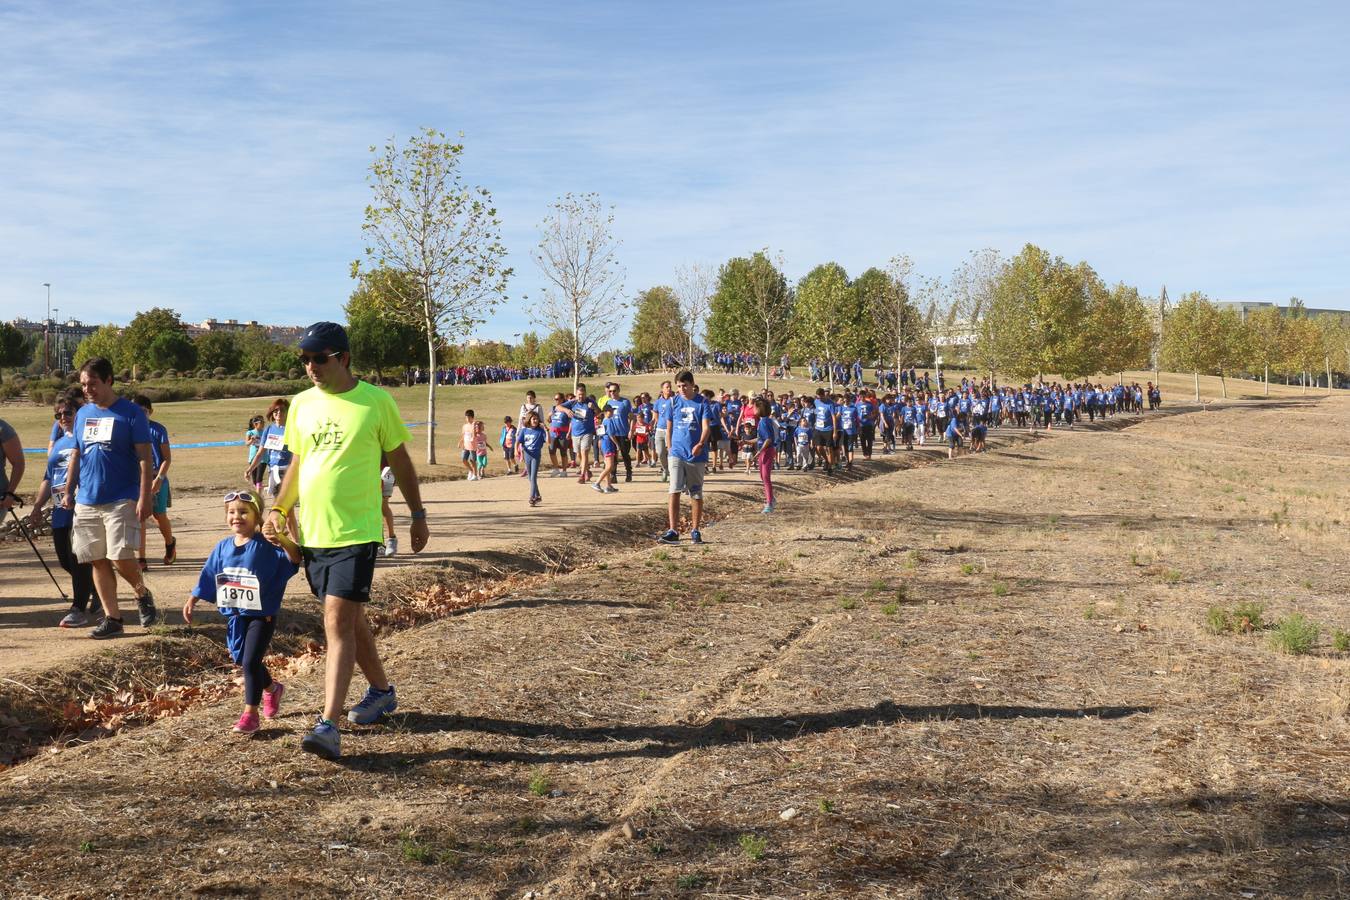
{"left": 752, "top": 398, "right": 778, "bottom": 514}
{"left": 27, "top": 397, "right": 96, "bottom": 628}
{"left": 595, "top": 406, "right": 624, "bottom": 494}
{"left": 567, "top": 384, "right": 600, "bottom": 483}
{"left": 837, "top": 394, "right": 859, "bottom": 469}
{"left": 518, "top": 411, "right": 547, "bottom": 506}
{"left": 69, "top": 357, "right": 158, "bottom": 639}
{"left": 659, "top": 370, "right": 711, "bottom": 545}
{"left": 794, "top": 405, "right": 813, "bottom": 469}
{"left": 133, "top": 395, "right": 176, "bottom": 573}
{"left": 248, "top": 397, "right": 299, "bottom": 541}
{"left": 547, "top": 392, "right": 573, "bottom": 477}
{"left": 811, "top": 388, "right": 838, "bottom": 474}
{"left": 602, "top": 382, "right": 635, "bottom": 482}
{"left": 652, "top": 381, "right": 674, "bottom": 483}
{"left": 184, "top": 488, "right": 301, "bottom": 735}
{"left": 944, "top": 415, "right": 963, "bottom": 459}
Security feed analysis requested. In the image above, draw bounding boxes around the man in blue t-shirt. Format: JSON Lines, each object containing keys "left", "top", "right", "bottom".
{"left": 811, "top": 388, "right": 838, "bottom": 474}
{"left": 602, "top": 382, "right": 636, "bottom": 482}
{"left": 69, "top": 357, "right": 158, "bottom": 638}
{"left": 659, "top": 370, "right": 711, "bottom": 545}
{"left": 566, "top": 384, "right": 600, "bottom": 483}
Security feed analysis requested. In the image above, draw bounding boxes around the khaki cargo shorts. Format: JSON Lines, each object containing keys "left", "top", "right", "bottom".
{"left": 73, "top": 501, "right": 141, "bottom": 563}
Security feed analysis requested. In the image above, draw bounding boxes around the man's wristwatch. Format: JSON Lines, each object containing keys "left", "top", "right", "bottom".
{"left": 410, "top": 508, "right": 427, "bottom": 520}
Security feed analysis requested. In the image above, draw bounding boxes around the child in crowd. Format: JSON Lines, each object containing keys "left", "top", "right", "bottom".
{"left": 594, "top": 407, "right": 619, "bottom": 494}
{"left": 945, "top": 415, "right": 963, "bottom": 459}
{"left": 134, "top": 395, "right": 176, "bottom": 570}
{"left": 183, "top": 489, "right": 300, "bottom": 735}
{"left": 380, "top": 452, "right": 397, "bottom": 557}
{"left": 518, "top": 411, "right": 547, "bottom": 506}
{"left": 460, "top": 410, "right": 479, "bottom": 481}
{"left": 970, "top": 420, "right": 988, "bottom": 453}
{"left": 500, "top": 416, "right": 518, "bottom": 475}
{"left": 244, "top": 416, "right": 265, "bottom": 491}
{"left": 474, "top": 420, "right": 491, "bottom": 479}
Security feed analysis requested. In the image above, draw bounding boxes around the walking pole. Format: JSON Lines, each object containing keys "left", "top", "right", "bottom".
{"left": 5, "top": 495, "right": 71, "bottom": 602}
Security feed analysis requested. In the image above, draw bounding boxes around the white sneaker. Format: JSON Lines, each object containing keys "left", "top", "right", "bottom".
{"left": 466, "top": 473, "right": 476, "bottom": 481}
{"left": 384, "top": 537, "right": 398, "bottom": 557}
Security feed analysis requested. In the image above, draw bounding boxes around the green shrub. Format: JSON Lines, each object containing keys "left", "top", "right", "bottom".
{"left": 0, "top": 382, "right": 22, "bottom": 401}
{"left": 1232, "top": 601, "right": 1265, "bottom": 632}
{"left": 738, "top": 833, "right": 767, "bottom": 861}
{"left": 1205, "top": 606, "right": 1232, "bottom": 635}
{"left": 287, "top": 367, "right": 301, "bottom": 380}
{"left": 1333, "top": 629, "right": 1350, "bottom": 653}
{"left": 50, "top": 369, "right": 64, "bottom": 380}
{"left": 1269, "top": 614, "right": 1319, "bottom": 655}
{"left": 148, "top": 370, "right": 162, "bottom": 380}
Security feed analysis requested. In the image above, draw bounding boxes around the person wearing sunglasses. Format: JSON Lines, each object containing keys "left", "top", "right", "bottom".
{"left": 28, "top": 399, "right": 97, "bottom": 627}
{"left": 263, "top": 321, "right": 428, "bottom": 761}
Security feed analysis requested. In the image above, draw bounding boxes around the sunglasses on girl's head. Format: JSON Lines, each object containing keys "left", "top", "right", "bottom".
{"left": 299, "top": 351, "right": 339, "bottom": 367}
{"left": 223, "top": 490, "right": 258, "bottom": 504}
{"left": 54, "top": 408, "right": 71, "bottom": 419}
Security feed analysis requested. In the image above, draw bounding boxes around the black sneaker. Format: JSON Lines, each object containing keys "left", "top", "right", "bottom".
{"left": 90, "top": 617, "right": 124, "bottom": 640}
{"left": 657, "top": 529, "right": 679, "bottom": 544}
{"left": 137, "top": 591, "right": 159, "bottom": 628}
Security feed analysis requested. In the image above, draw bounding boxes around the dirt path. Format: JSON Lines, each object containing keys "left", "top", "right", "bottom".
{"left": 0, "top": 428, "right": 1025, "bottom": 677}
{"left": 2, "top": 399, "right": 1346, "bottom": 898}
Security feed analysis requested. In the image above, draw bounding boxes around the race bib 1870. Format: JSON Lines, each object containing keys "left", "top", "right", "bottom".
{"left": 216, "top": 567, "right": 262, "bottom": 611}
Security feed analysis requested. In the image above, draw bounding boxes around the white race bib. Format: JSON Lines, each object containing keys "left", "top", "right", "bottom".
{"left": 263, "top": 433, "right": 284, "bottom": 451}
{"left": 82, "top": 418, "right": 115, "bottom": 444}
{"left": 216, "top": 567, "right": 262, "bottom": 611}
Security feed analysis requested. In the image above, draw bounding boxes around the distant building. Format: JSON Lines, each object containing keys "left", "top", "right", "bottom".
{"left": 1214, "top": 300, "right": 1350, "bottom": 322}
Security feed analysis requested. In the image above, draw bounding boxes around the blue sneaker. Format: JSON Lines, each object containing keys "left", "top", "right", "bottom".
{"left": 657, "top": 529, "right": 679, "bottom": 544}
{"left": 300, "top": 718, "right": 341, "bottom": 760}
{"left": 761, "top": 504, "right": 774, "bottom": 514}
{"left": 348, "top": 685, "right": 398, "bottom": 725}
{"left": 690, "top": 529, "right": 703, "bottom": 544}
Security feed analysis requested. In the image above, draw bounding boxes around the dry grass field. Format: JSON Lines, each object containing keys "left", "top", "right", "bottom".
{"left": 0, "top": 390, "right": 1346, "bottom": 898}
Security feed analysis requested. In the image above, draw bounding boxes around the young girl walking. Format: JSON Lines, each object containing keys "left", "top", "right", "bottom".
{"left": 183, "top": 489, "right": 301, "bottom": 734}
{"left": 518, "top": 411, "right": 547, "bottom": 506}
{"left": 753, "top": 398, "right": 777, "bottom": 513}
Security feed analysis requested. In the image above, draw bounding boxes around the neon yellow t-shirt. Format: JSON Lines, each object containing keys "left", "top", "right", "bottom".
{"left": 283, "top": 381, "right": 411, "bottom": 548}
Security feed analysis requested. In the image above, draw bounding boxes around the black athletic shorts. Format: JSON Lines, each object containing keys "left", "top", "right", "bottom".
{"left": 811, "top": 429, "right": 834, "bottom": 448}
{"left": 304, "top": 542, "right": 380, "bottom": 603}
{"left": 901, "top": 423, "right": 915, "bottom": 439}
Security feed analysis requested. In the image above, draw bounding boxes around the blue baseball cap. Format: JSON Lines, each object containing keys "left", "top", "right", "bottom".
{"left": 299, "top": 321, "right": 349, "bottom": 353}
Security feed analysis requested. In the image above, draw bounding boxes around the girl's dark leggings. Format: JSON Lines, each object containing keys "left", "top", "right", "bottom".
{"left": 52, "top": 526, "right": 95, "bottom": 610}
{"left": 240, "top": 616, "right": 276, "bottom": 706}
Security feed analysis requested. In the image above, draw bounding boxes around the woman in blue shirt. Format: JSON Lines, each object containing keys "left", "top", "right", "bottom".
{"left": 29, "top": 398, "right": 97, "bottom": 627}
{"left": 753, "top": 398, "right": 777, "bottom": 513}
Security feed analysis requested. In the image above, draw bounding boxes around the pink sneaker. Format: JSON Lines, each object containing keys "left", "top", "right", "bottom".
{"left": 262, "top": 682, "right": 285, "bottom": 719}
{"left": 232, "top": 711, "right": 260, "bottom": 734}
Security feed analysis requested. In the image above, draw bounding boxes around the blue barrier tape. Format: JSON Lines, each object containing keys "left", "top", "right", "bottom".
{"left": 23, "top": 419, "right": 437, "bottom": 454}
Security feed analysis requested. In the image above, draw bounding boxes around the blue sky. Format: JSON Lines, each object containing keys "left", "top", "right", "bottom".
{"left": 3, "top": 0, "right": 1348, "bottom": 341}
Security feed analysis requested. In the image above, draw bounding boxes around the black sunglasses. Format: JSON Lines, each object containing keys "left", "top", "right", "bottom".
{"left": 299, "top": 351, "right": 341, "bottom": 367}
{"left": 54, "top": 408, "right": 72, "bottom": 419}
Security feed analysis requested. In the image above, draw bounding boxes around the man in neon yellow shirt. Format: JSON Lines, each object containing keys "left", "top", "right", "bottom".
{"left": 264, "top": 322, "right": 429, "bottom": 760}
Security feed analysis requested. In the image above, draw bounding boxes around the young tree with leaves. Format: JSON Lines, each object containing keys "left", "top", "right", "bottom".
{"left": 791, "top": 263, "right": 859, "bottom": 391}
{"left": 73, "top": 325, "right": 125, "bottom": 371}
{"left": 532, "top": 193, "right": 625, "bottom": 392}
{"left": 1085, "top": 281, "right": 1153, "bottom": 382}
{"left": 354, "top": 128, "right": 511, "bottom": 464}
{"left": 1243, "top": 305, "right": 1284, "bottom": 396}
{"left": 628, "top": 286, "right": 687, "bottom": 366}
{"left": 1160, "top": 292, "right": 1220, "bottom": 400}
{"left": 194, "top": 331, "right": 242, "bottom": 373}
{"left": 743, "top": 250, "right": 793, "bottom": 388}
{"left": 0, "top": 322, "right": 28, "bottom": 381}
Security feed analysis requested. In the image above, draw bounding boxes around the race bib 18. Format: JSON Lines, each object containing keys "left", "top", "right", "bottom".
{"left": 82, "top": 418, "right": 115, "bottom": 444}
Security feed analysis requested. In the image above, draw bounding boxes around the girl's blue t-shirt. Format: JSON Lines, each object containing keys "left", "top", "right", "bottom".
{"left": 192, "top": 533, "right": 298, "bottom": 618}
{"left": 518, "top": 426, "right": 546, "bottom": 459}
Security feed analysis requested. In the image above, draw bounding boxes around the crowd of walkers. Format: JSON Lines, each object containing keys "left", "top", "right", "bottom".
{"left": 1, "top": 327, "right": 1165, "bottom": 761}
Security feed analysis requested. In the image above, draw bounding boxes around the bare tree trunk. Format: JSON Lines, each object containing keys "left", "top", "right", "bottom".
{"left": 1264, "top": 363, "right": 1269, "bottom": 397}
{"left": 1193, "top": 371, "right": 1199, "bottom": 402}
{"left": 764, "top": 333, "right": 770, "bottom": 391}
{"left": 424, "top": 330, "right": 438, "bottom": 466}
{"left": 1219, "top": 373, "right": 1227, "bottom": 399}
{"left": 1302, "top": 372, "right": 1307, "bottom": 395}
{"left": 572, "top": 302, "right": 581, "bottom": 392}
{"left": 1328, "top": 356, "right": 1333, "bottom": 395}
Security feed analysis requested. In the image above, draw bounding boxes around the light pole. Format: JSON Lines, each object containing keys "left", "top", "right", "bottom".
{"left": 42, "top": 283, "right": 52, "bottom": 373}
